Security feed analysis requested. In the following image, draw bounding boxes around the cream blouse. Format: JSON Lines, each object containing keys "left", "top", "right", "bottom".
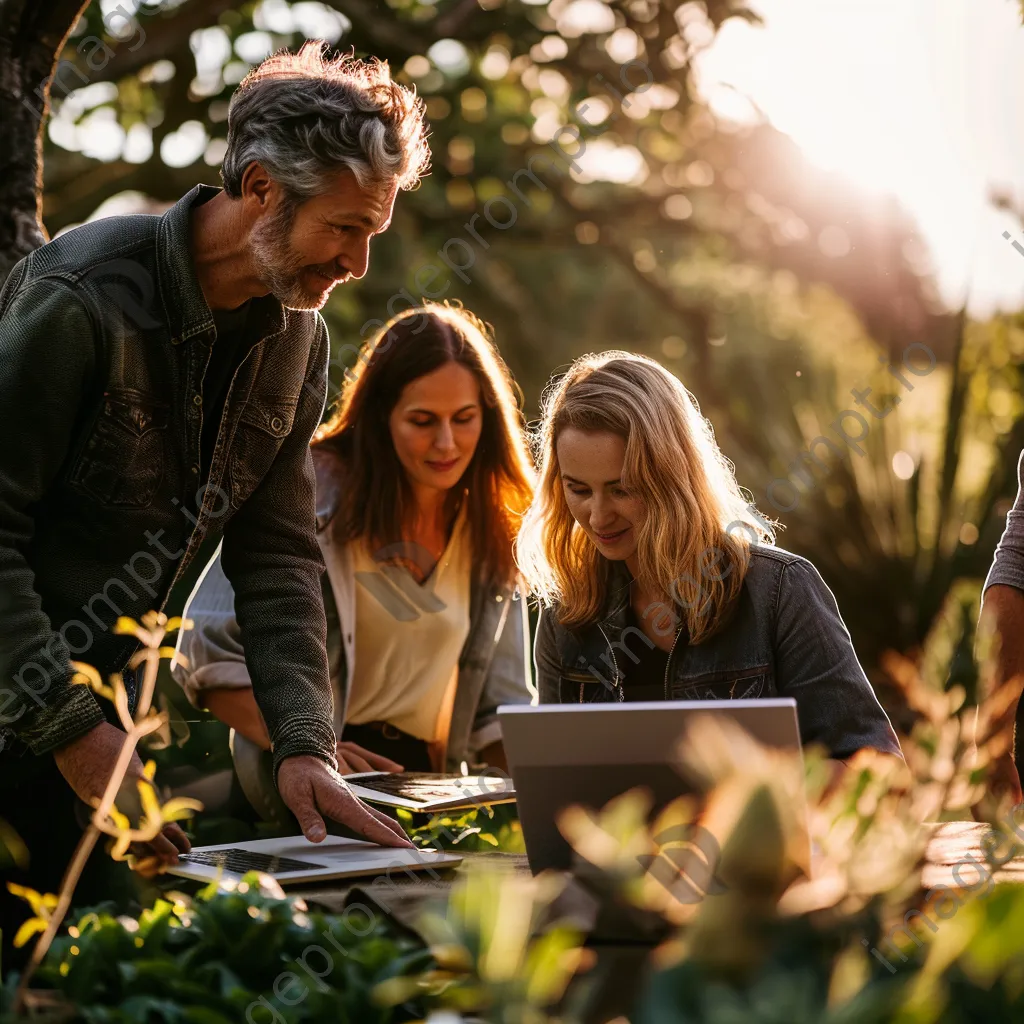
{"left": 342, "top": 508, "right": 472, "bottom": 742}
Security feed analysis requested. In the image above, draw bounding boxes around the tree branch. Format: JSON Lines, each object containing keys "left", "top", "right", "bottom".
{"left": 70, "top": 0, "right": 239, "bottom": 85}
{"left": 432, "top": 0, "right": 487, "bottom": 40}
{"left": 43, "top": 156, "right": 211, "bottom": 232}
{"left": 321, "top": 0, "right": 427, "bottom": 57}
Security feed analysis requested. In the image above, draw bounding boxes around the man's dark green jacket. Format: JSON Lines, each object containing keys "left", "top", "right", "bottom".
{"left": 0, "top": 184, "right": 338, "bottom": 779}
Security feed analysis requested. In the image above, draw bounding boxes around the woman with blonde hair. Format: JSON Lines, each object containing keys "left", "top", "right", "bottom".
{"left": 517, "top": 352, "right": 900, "bottom": 760}
{"left": 175, "top": 304, "right": 535, "bottom": 822}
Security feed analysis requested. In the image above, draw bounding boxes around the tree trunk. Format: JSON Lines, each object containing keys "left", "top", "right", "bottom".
{"left": 0, "top": 0, "right": 90, "bottom": 288}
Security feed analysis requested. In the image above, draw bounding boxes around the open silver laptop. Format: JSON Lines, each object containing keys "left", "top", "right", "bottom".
{"left": 498, "top": 699, "right": 803, "bottom": 874}
{"left": 168, "top": 834, "right": 462, "bottom": 886}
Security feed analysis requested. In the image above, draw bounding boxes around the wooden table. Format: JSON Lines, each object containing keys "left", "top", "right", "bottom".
{"left": 922, "top": 820, "right": 1024, "bottom": 888}
{"left": 292, "top": 851, "right": 533, "bottom": 924}
{"left": 289, "top": 821, "right": 1024, "bottom": 919}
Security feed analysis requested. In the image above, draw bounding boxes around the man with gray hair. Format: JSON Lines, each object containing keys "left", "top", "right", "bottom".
{"left": 0, "top": 41, "right": 429, "bottom": 948}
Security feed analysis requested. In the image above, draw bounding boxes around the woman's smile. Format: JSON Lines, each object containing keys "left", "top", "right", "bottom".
{"left": 594, "top": 526, "right": 631, "bottom": 544}
{"left": 425, "top": 456, "right": 460, "bottom": 473}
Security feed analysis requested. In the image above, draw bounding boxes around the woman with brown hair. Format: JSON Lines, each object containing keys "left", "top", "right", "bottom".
{"left": 174, "top": 304, "right": 535, "bottom": 821}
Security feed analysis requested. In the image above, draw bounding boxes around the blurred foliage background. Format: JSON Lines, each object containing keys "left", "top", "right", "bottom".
{"left": 5, "top": 0, "right": 1024, "bottom": 797}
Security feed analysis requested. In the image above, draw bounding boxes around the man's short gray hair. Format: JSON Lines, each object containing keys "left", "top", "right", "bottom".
{"left": 221, "top": 41, "right": 430, "bottom": 201}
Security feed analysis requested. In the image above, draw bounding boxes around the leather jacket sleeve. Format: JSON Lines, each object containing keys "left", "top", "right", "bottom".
{"left": 0, "top": 270, "right": 106, "bottom": 754}
{"left": 219, "top": 317, "right": 338, "bottom": 781}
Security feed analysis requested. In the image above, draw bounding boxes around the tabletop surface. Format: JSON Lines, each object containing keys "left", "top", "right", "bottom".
{"left": 921, "top": 820, "right": 1024, "bottom": 888}
{"left": 284, "top": 820, "right": 1024, "bottom": 927}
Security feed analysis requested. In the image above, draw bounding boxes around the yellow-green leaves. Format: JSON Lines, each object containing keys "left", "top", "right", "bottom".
{"left": 7, "top": 883, "right": 59, "bottom": 948}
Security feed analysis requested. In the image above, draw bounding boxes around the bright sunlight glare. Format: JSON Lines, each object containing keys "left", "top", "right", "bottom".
{"left": 694, "top": 0, "right": 1024, "bottom": 316}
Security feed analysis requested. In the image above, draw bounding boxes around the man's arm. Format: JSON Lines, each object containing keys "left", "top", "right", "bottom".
{"left": 979, "top": 450, "right": 1024, "bottom": 801}
{"left": 0, "top": 270, "right": 192, "bottom": 866}
{"left": 0, "top": 272, "right": 106, "bottom": 751}
{"left": 219, "top": 317, "right": 336, "bottom": 776}
{"left": 219, "top": 318, "right": 411, "bottom": 848}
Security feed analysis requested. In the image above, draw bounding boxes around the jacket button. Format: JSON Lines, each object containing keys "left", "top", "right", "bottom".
{"left": 496, "top": 595, "right": 503, "bottom": 603}
{"left": 193, "top": 394, "right": 202, "bottom": 407}
{"left": 270, "top": 416, "right": 284, "bottom": 432}
{"left": 190, "top": 464, "right": 200, "bottom": 475}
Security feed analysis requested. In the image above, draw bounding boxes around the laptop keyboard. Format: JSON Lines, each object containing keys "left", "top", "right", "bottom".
{"left": 178, "top": 849, "right": 324, "bottom": 874}
{"left": 351, "top": 772, "right": 512, "bottom": 804}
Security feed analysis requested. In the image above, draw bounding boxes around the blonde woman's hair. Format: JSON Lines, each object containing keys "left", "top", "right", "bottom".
{"left": 516, "top": 352, "right": 774, "bottom": 642}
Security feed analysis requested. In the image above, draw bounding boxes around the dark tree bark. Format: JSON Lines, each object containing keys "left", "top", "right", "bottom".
{"left": 0, "top": 0, "right": 90, "bottom": 287}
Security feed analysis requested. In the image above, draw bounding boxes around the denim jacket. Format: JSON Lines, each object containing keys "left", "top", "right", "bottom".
{"left": 534, "top": 545, "right": 901, "bottom": 761}
{"left": 172, "top": 446, "right": 534, "bottom": 820}
{"left": 0, "top": 185, "right": 337, "bottom": 777}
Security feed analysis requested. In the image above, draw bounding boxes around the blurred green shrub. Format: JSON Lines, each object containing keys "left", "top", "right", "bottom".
{"left": 7, "top": 586, "right": 1024, "bottom": 1024}
{"left": 2, "top": 876, "right": 432, "bottom": 1023}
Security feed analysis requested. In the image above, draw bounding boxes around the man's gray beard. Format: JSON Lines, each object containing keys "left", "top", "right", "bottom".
{"left": 249, "top": 202, "right": 326, "bottom": 311}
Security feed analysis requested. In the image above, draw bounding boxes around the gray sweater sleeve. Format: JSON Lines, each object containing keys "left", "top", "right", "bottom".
{"left": 171, "top": 546, "right": 252, "bottom": 707}
{"left": 984, "top": 450, "right": 1024, "bottom": 595}
{"left": 469, "top": 589, "right": 535, "bottom": 753}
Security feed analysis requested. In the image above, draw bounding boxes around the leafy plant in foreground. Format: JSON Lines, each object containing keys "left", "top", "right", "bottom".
{"left": 2, "top": 872, "right": 433, "bottom": 1024}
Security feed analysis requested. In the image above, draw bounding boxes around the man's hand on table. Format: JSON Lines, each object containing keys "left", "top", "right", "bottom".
{"left": 53, "top": 722, "right": 191, "bottom": 871}
{"left": 277, "top": 754, "right": 414, "bottom": 847}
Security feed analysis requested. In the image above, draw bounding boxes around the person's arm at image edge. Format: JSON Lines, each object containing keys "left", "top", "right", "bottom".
{"left": 979, "top": 450, "right": 1024, "bottom": 800}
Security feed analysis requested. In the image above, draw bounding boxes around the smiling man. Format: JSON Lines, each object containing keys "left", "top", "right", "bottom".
{"left": 0, "top": 41, "right": 429, "bottom": 952}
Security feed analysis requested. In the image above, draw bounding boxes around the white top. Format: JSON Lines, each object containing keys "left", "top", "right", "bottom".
{"left": 342, "top": 508, "right": 472, "bottom": 741}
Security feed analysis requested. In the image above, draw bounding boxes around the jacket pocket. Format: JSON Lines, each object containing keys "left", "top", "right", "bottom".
{"left": 228, "top": 395, "right": 298, "bottom": 510}
{"left": 559, "top": 670, "right": 619, "bottom": 704}
{"left": 668, "top": 665, "right": 774, "bottom": 702}
{"left": 69, "top": 390, "right": 169, "bottom": 508}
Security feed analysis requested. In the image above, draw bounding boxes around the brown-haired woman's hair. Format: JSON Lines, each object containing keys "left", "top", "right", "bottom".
{"left": 516, "top": 352, "right": 774, "bottom": 642}
{"left": 314, "top": 303, "right": 534, "bottom": 587}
